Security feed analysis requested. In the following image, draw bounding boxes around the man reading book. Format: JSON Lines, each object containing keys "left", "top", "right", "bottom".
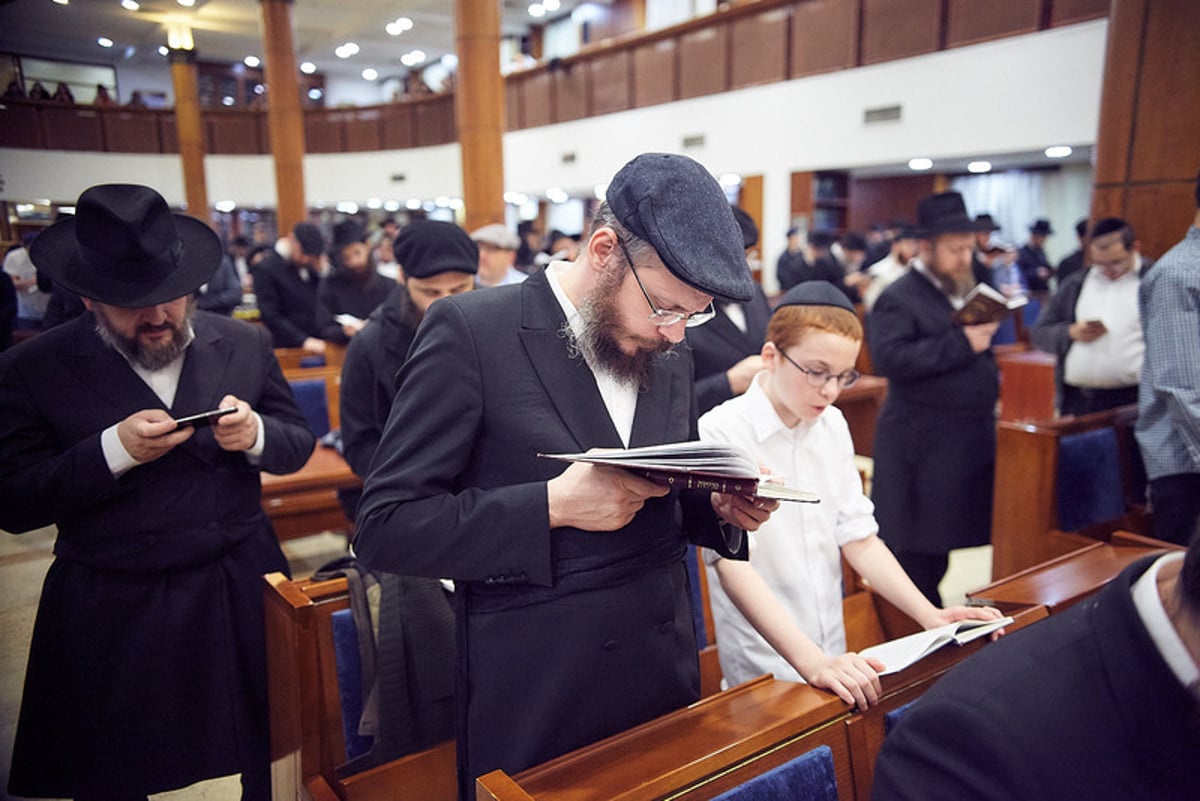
{"left": 867, "top": 191, "right": 1001, "bottom": 605}
{"left": 354, "top": 153, "right": 776, "bottom": 799}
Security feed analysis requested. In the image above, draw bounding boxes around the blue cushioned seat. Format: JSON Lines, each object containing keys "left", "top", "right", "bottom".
{"left": 884, "top": 699, "right": 918, "bottom": 734}
{"left": 710, "top": 744, "right": 838, "bottom": 801}
{"left": 299, "top": 354, "right": 326, "bottom": 368}
{"left": 331, "top": 608, "right": 375, "bottom": 760}
{"left": 1056, "top": 427, "right": 1125, "bottom": 531}
{"left": 288, "top": 377, "right": 330, "bottom": 438}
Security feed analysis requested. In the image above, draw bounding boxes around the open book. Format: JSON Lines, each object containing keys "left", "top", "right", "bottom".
{"left": 952, "top": 282, "right": 1028, "bottom": 325}
{"left": 858, "top": 616, "right": 1013, "bottom": 676}
{"left": 538, "top": 441, "right": 820, "bottom": 503}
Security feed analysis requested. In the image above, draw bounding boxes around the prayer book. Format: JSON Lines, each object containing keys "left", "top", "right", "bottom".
{"left": 538, "top": 441, "right": 820, "bottom": 503}
{"left": 858, "top": 616, "right": 1013, "bottom": 676}
{"left": 952, "top": 283, "right": 1028, "bottom": 325}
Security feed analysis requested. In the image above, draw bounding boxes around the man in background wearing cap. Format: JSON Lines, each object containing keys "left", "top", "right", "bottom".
{"left": 339, "top": 219, "right": 478, "bottom": 515}
{"left": 687, "top": 205, "right": 771, "bottom": 414}
{"left": 471, "top": 223, "right": 527, "bottom": 287}
{"left": 0, "top": 184, "right": 315, "bottom": 800}
{"left": 315, "top": 219, "right": 393, "bottom": 344}
{"left": 355, "top": 153, "right": 774, "bottom": 795}
{"left": 776, "top": 225, "right": 810, "bottom": 291}
{"left": 863, "top": 225, "right": 919, "bottom": 312}
{"left": 252, "top": 221, "right": 327, "bottom": 354}
{"left": 868, "top": 192, "right": 1001, "bottom": 605}
{"left": 1031, "top": 217, "right": 1150, "bottom": 417}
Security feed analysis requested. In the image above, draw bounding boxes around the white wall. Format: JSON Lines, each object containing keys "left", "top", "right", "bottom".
{"left": 0, "top": 19, "right": 1107, "bottom": 286}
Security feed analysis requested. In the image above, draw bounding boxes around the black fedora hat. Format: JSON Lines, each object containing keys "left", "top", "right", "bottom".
{"left": 914, "top": 192, "right": 995, "bottom": 237}
{"left": 31, "top": 184, "right": 221, "bottom": 308}
{"left": 330, "top": 220, "right": 367, "bottom": 252}
{"left": 1029, "top": 218, "right": 1054, "bottom": 236}
{"left": 974, "top": 214, "right": 1001, "bottom": 232}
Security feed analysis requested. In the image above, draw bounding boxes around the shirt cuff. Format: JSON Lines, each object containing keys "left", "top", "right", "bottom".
{"left": 244, "top": 412, "right": 265, "bottom": 465}
{"left": 101, "top": 424, "right": 141, "bottom": 478}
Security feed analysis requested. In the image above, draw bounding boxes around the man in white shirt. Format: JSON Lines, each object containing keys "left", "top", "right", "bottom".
{"left": 1031, "top": 217, "right": 1150, "bottom": 416}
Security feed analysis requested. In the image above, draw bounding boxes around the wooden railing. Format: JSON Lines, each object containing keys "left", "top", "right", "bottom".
{"left": 0, "top": 0, "right": 1106, "bottom": 156}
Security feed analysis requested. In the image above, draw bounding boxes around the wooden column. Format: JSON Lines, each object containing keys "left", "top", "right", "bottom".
{"left": 1091, "top": 0, "right": 1200, "bottom": 259}
{"left": 259, "top": 0, "right": 307, "bottom": 233}
{"left": 169, "top": 48, "right": 208, "bottom": 221}
{"left": 455, "top": 0, "right": 506, "bottom": 232}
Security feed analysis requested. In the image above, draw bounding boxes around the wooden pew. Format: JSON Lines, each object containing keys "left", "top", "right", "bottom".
{"left": 969, "top": 533, "right": 1181, "bottom": 615}
{"left": 264, "top": 572, "right": 457, "bottom": 801}
{"left": 262, "top": 366, "right": 360, "bottom": 541}
{"left": 475, "top": 589, "right": 1047, "bottom": 801}
{"left": 995, "top": 348, "right": 1056, "bottom": 422}
{"left": 275, "top": 342, "right": 347, "bottom": 372}
{"left": 835, "top": 375, "right": 887, "bottom": 458}
{"left": 990, "top": 404, "right": 1148, "bottom": 579}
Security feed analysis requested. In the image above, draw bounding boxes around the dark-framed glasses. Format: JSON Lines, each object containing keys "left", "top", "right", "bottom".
{"left": 617, "top": 237, "right": 716, "bottom": 328}
{"left": 777, "top": 348, "right": 860, "bottom": 389}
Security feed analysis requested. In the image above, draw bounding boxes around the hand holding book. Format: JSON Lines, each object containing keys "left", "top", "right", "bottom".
{"left": 952, "top": 282, "right": 1028, "bottom": 326}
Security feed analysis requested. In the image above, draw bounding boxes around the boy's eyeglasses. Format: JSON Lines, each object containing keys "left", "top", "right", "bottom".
{"left": 777, "top": 348, "right": 861, "bottom": 389}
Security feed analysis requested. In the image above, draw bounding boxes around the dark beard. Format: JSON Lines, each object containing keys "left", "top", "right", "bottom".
{"left": 564, "top": 267, "right": 675, "bottom": 391}
{"left": 94, "top": 303, "right": 194, "bottom": 371}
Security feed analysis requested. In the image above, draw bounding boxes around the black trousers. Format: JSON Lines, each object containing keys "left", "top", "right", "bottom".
{"left": 1149, "top": 473, "right": 1200, "bottom": 546}
{"left": 892, "top": 549, "right": 949, "bottom": 606}
{"left": 1060, "top": 384, "right": 1139, "bottom": 417}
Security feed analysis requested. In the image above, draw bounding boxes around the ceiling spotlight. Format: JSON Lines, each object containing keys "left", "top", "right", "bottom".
{"left": 300, "top": 61, "right": 317, "bottom": 74}
{"left": 967, "top": 160, "right": 992, "bottom": 173}
{"left": 366, "top": 198, "right": 383, "bottom": 209}
{"left": 362, "top": 68, "right": 379, "bottom": 81}
{"left": 177, "top": 0, "right": 196, "bottom": 7}
{"left": 243, "top": 55, "right": 260, "bottom": 68}
{"left": 396, "top": 17, "right": 413, "bottom": 32}
{"left": 503, "top": 191, "right": 528, "bottom": 205}
{"left": 214, "top": 200, "right": 237, "bottom": 213}
{"left": 546, "top": 187, "right": 569, "bottom": 204}
{"left": 386, "top": 21, "right": 402, "bottom": 36}
{"left": 122, "top": 0, "right": 140, "bottom": 10}
{"left": 1045, "top": 145, "right": 1073, "bottom": 159}
{"left": 406, "top": 198, "right": 423, "bottom": 210}
{"left": 543, "top": 0, "right": 561, "bottom": 10}
{"left": 335, "top": 42, "right": 360, "bottom": 59}
{"left": 336, "top": 201, "right": 359, "bottom": 214}
{"left": 222, "top": 96, "right": 235, "bottom": 106}
{"left": 718, "top": 173, "right": 742, "bottom": 188}
{"left": 907, "top": 157, "right": 933, "bottom": 171}
{"left": 383, "top": 200, "right": 401, "bottom": 212}
{"left": 529, "top": 4, "right": 546, "bottom": 18}
{"left": 400, "top": 50, "right": 426, "bottom": 67}
{"left": 307, "top": 88, "right": 323, "bottom": 100}
{"left": 53, "top": 0, "right": 68, "bottom": 5}
{"left": 97, "top": 37, "right": 114, "bottom": 48}
{"left": 158, "top": 45, "right": 168, "bottom": 56}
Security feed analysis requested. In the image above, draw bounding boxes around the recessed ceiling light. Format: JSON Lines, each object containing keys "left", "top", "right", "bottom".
{"left": 243, "top": 55, "right": 260, "bottom": 68}
{"left": 1044, "top": 145, "right": 1073, "bottom": 159}
{"left": 158, "top": 45, "right": 168, "bottom": 56}
{"left": 307, "top": 88, "right": 323, "bottom": 100}
{"left": 122, "top": 0, "right": 140, "bottom": 10}
{"left": 362, "top": 68, "right": 378, "bottom": 81}
{"left": 543, "top": 0, "right": 561, "bottom": 10}
{"left": 400, "top": 50, "right": 426, "bottom": 67}
{"left": 53, "top": 0, "right": 68, "bottom": 5}
{"left": 97, "top": 36, "right": 114, "bottom": 48}
{"left": 222, "top": 96, "right": 235, "bottom": 106}
{"left": 967, "top": 160, "right": 992, "bottom": 173}
{"left": 529, "top": 4, "right": 546, "bottom": 18}
{"left": 177, "top": 0, "right": 195, "bottom": 7}
{"left": 335, "top": 42, "right": 360, "bottom": 59}
{"left": 908, "top": 157, "right": 933, "bottom": 171}
{"left": 546, "top": 187, "right": 569, "bottom": 204}
{"left": 406, "top": 198, "right": 423, "bottom": 210}
{"left": 300, "top": 61, "right": 317, "bottom": 74}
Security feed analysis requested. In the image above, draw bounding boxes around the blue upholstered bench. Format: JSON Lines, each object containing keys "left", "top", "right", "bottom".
{"left": 710, "top": 744, "right": 839, "bottom": 801}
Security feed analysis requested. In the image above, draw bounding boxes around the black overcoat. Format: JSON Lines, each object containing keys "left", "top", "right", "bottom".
{"left": 685, "top": 285, "right": 771, "bottom": 414}
{"left": 0, "top": 311, "right": 315, "bottom": 798}
{"left": 354, "top": 270, "right": 745, "bottom": 794}
{"left": 866, "top": 270, "right": 998, "bottom": 554}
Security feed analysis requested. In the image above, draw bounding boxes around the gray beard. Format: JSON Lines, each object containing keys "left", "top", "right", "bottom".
{"left": 94, "top": 304, "right": 195, "bottom": 371}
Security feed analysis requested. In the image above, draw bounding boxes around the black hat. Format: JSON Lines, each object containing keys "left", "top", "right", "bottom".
{"left": 773, "top": 281, "right": 856, "bottom": 315}
{"left": 809, "top": 230, "right": 838, "bottom": 249}
{"left": 1089, "top": 217, "right": 1130, "bottom": 239}
{"left": 840, "top": 231, "right": 868, "bottom": 252}
{"left": 1074, "top": 218, "right": 1088, "bottom": 238}
{"left": 331, "top": 220, "right": 367, "bottom": 252}
{"left": 30, "top": 183, "right": 221, "bottom": 308}
{"left": 393, "top": 219, "right": 479, "bottom": 279}
{"left": 731, "top": 206, "right": 759, "bottom": 250}
{"left": 1029, "top": 219, "right": 1054, "bottom": 235}
{"left": 974, "top": 214, "right": 1001, "bottom": 232}
{"left": 605, "top": 153, "right": 754, "bottom": 303}
{"left": 293, "top": 222, "right": 325, "bottom": 256}
{"left": 914, "top": 192, "right": 994, "bottom": 236}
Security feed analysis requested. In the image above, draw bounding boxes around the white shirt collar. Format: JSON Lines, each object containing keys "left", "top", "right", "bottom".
{"left": 1132, "top": 552, "right": 1200, "bottom": 698}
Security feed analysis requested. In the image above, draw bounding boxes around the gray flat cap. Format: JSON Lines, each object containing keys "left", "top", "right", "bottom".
{"left": 606, "top": 153, "right": 754, "bottom": 302}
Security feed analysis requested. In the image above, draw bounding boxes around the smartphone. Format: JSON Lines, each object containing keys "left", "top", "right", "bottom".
{"left": 173, "top": 406, "right": 237, "bottom": 430}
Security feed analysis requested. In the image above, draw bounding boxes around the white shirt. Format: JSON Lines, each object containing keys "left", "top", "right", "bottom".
{"left": 545, "top": 263, "right": 637, "bottom": 445}
{"left": 3, "top": 247, "right": 49, "bottom": 319}
{"left": 1131, "top": 552, "right": 1199, "bottom": 701}
{"left": 721, "top": 302, "right": 747, "bottom": 333}
{"left": 699, "top": 374, "right": 877, "bottom": 686}
{"left": 864, "top": 254, "right": 909, "bottom": 311}
{"left": 1064, "top": 262, "right": 1143, "bottom": 388}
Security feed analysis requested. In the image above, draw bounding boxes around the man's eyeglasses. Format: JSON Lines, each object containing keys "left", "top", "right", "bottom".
{"left": 776, "top": 348, "right": 861, "bottom": 389}
{"left": 617, "top": 237, "right": 716, "bottom": 328}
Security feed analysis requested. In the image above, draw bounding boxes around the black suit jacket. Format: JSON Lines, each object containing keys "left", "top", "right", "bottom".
{"left": 686, "top": 286, "right": 771, "bottom": 414}
{"left": 355, "top": 269, "right": 744, "bottom": 791}
{"left": 873, "top": 556, "right": 1200, "bottom": 801}
{"left": 1, "top": 311, "right": 314, "bottom": 797}
{"left": 252, "top": 253, "right": 321, "bottom": 347}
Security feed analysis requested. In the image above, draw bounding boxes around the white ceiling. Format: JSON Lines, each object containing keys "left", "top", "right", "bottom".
{"left": 0, "top": 0, "right": 578, "bottom": 81}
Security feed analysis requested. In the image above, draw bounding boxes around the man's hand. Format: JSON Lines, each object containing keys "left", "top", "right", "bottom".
{"left": 1069, "top": 319, "right": 1107, "bottom": 342}
{"left": 547, "top": 460, "right": 669, "bottom": 531}
{"left": 962, "top": 320, "right": 1000, "bottom": 353}
{"left": 711, "top": 492, "right": 778, "bottom": 531}
{"left": 117, "top": 409, "right": 194, "bottom": 463}
{"left": 725, "top": 354, "right": 764, "bottom": 395}
{"left": 212, "top": 394, "right": 259, "bottom": 453}
{"left": 301, "top": 337, "right": 327, "bottom": 355}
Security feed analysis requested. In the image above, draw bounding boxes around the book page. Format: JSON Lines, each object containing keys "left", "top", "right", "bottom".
{"left": 858, "top": 617, "right": 1012, "bottom": 675}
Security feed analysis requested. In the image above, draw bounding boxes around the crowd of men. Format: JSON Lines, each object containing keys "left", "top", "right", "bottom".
{"left": 2, "top": 163, "right": 1198, "bottom": 801}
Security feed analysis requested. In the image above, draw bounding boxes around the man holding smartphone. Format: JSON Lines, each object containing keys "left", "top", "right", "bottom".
{"left": 0, "top": 184, "right": 315, "bottom": 801}
{"left": 1030, "top": 217, "right": 1151, "bottom": 417}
